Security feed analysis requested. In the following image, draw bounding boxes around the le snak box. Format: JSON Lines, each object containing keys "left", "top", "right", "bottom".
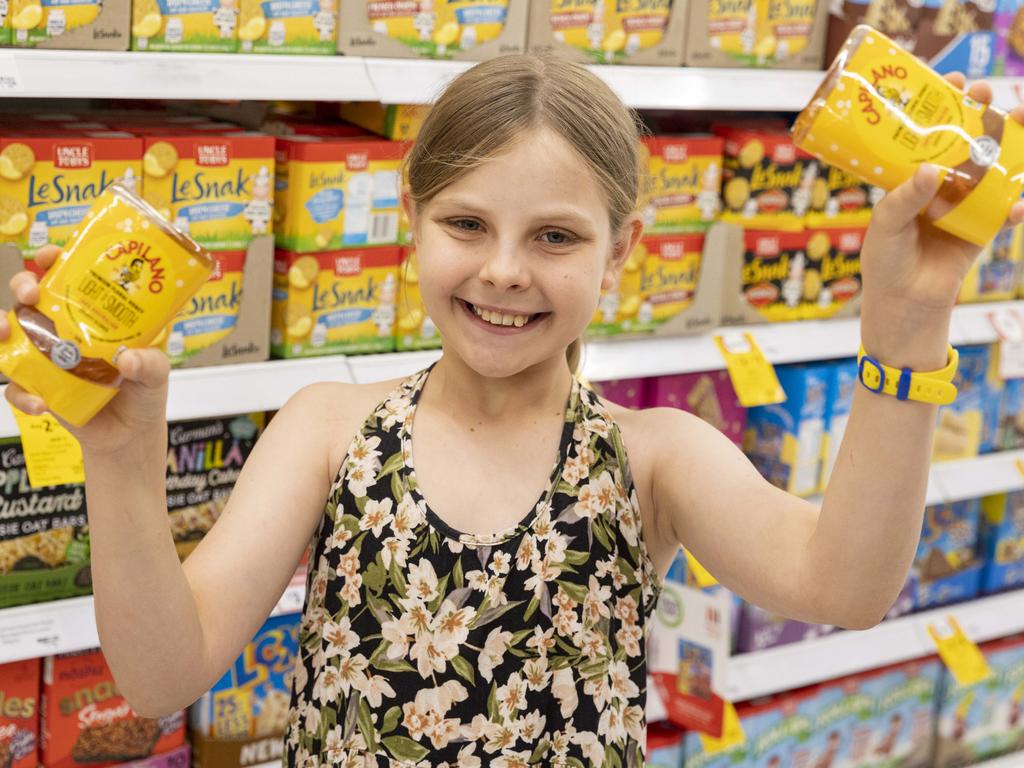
{"left": 0, "top": 658, "right": 40, "bottom": 768}
{"left": 42, "top": 650, "right": 186, "bottom": 768}
{"left": 274, "top": 136, "right": 404, "bottom": 253}
{"left": 395, "top": 247, "right": 442, "bottom": 352}
{"left": 0, "top": 133, "right": 143, "bottom": 259}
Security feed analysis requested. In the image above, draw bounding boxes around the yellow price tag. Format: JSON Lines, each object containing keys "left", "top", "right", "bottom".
{"left": 713, "top": 332, "right": 786, "bottom": 408}
{"left": 684, "top": 549, "right": 718, "bottom": 588}
{"left": 10, "top": 407, "right": 84, "bottom": 488}
{"left": 928, "top": 616, "right": 993, "bottom": 687}
{"left": 698, "top": 700, "right": 746, "bottom": 754}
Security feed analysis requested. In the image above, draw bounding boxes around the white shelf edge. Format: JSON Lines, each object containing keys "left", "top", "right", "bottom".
{"left": 0, "top": 583, "right": 304, "bottom": 666}
{"left": 5, "top": 51, "right": 1023, "bottom": 110}
{"left": 725, "top": 590, "right": 1024, "bottom": 702}
{"left": 973, "top": 752, "right": 1024, "bottom": 768}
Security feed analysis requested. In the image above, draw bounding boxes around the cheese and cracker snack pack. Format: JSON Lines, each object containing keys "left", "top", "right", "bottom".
{"left": 274, "top": 136, "right": 403, "bottom": 253}
{"left": 588, "top": 237, "right": 645, "bottom": 336}
{"left": 0, "top": 436, "right": 89, "bottom": 608}
{"left": 805, "top": 161, "right": 881, "bottom": 227}
{"left": 166, "top": 414, "right": 263, "bottom": 560}
{"left": 395, "top": 247, "right": 441, "bottom": 352}
{"left": 42, "top": 650, "right": 185, "bottom": 768}
{"left": 272, "top": 246, "right": 400, "bottom": 357}
{"left": 347, "top": 0, "right": 512, "bottom": 58}
{"left": 795, "top": 24, "right": 1024, "bottom": 247}
{"left": 639, "top": 135, "right": 724, "bottom": 233}
{"left": 189, "top": 613, "right": 299, "bottom": 739}
{"left": 737, "top": 229, "right": 816, "bottom": 323}
{"left": 914, "top": 498, "right": 982, "bottom": 609}
{"left": 9, "top": 0, "right": 101, "bottom": 45}
{"left": 0, "top": 183, "right": 214, "bottom": 426}
{"left": 537, "top": 0, "right": 676, "bottom": 64}
{"left": 801, "top": 226, "right": 865, "bottom": 319}
{"left": 634, "top": 233, "right": 705, "bottom": 331}
{"left": 960, "top": 224, "right": 1024, "bottom": 303}
{"left": 236, "top": 0, "right": 335, "bottom": 54}
{"left": 716, "top": 126, "right": 813, "bottom": 230}
{"left": 140, "top": 133, "right": 276, "bottom": 251}
{"left": 131, "top": 0, "right": 238, "bottom": 52}
{"left": 0, "top": 658, "right": 40, "bottom": 768}
{"left": 0, "top": 133, "right": 143, "bottom": 260}
{"left": 933, "top": 344, "right": 989, "bottom": 462}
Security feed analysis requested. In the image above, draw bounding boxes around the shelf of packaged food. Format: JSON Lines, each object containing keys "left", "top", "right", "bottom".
{"left": 0, "top": 581, "right": 305, "bottom": 666}
{"left": 722, "top": 589, "right": 1024, "bottom": 703}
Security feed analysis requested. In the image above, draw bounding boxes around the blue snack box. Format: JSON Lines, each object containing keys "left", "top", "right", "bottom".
{"left": 914, "top": 499, "right": 983, "bottom": 609}
{"left": 998, "top": 377, "right": 1024, "bottom": 450}
{"left": 860, "top": 658, "right": 943, "bottom": 768}
{"left": 647, "top": 722, "right": 684, "bottom": 767}
{"left": 795, "top": 677, "right": 874, "bottom": 768}
{"left": 933, "top": 345, "right": 990, "bottom": 462}
{"left": 744, "top": 363, "right": 831, "bottom": 497}
{"left": 820, "top": 359, "right": 857, "bottom": 491}
{"left": 981, "top": 491, "right": 1024, "bottom": 593}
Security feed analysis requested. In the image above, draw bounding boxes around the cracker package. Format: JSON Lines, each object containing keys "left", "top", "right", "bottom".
{"left": 797, "top": 25, "right": 1023, "bottom": 247}
{"left": 805, "top": 161, "right": 881, "bottom": 228}
{"left": 998, "top": 377, "right": 1024, "bottom": 450}
{"left": 0, "top": 133, "right": 143, "bottom": 260}
{"left": 527, "top": 0, "right": 686, "bottom": 66}
{"left": 588, "top": 239, "right": 645, "bottom": 336}
{"left": 820, "top": 358, "right": 858, "bottom": 491}
{"left": 858, "top": 659, "right": 943, "bottom": 768}
{"left": 166, "top": 414, "right": 264, "bottom": 560}
{"left": 960, "top": 224, "right": 1024, "bottom": 303}
{"left": 980, "top": 491, "right": 1024, "bottom": 593}
{"left": 997, "top": 0, "right": 1024, "bottom": 75}
{"left": 274, "top": 136, "right": 403, "bottom": 253}
{"left": 736, "top": 601, "right": 837, "bottom": 651}
{"left": 337, "top": 103, "right": 429, "bottom": 141}
{"left": 0, "top": 658, "right": 40, "bottom": 768}
{"left": 933, "top": 345, "right": 990, "bottom": 462}
{"left": 828, "top": 0, "right": 996, "bottom": 76}
{"left": 236, "top": 0, "right": 335, "bottom": 53}
{"left": 42, "top": 650, "right": 185, "bottom": 768}
{"left": 0, "top": 436, "right": 90, "bottom": 608}
{"left": 801, "top": 675, "right": 876, "bottom": 768}
{"left": 633, "top": 233, "right": 705, "bottom": 331}
{"left": 9, "top": 0, "right": 99, "bottom": 44}
{"left": 131, "top": 0, "right": 239, "bottom": 51}
{"left": 0, "top": 3, "right": 10, "bottom": 43}
{"left": 734, "top": 229, "right": 811, "bottom": 322}
{"left": 646, "top": 722, "right": 684, "bottom": 768}
{"left": 934, "top": 634, "right": 1024, "bottom": 767}
{"left": 591, "top": 378, "right": 648, "bottom": 410}
{"left": 339, "top": 0, "right": 526, "bottom": 59}
{"left": 272, "top": 246, "right": 400, "bottom": 357}
{"left": 744, "top": 363, "right": 831, "bottom": 497}
{"left": 395, "top": 247, "right": 441, "bottom": 352}
{"left": 190, "top": 614, "right": 299, "bottom": 739}
{"left": 649, "top": 371, "right": 746, "bottom": 446}
{"left": 139, "top": 133, "right": 276, "bottom": 251}
{"left": 685, "top": 0, "right": 828, "bottom": 69}
{"left": 913, "top": 499, "right": 982, "bottom": 609}
{"left": 716, "top": 127, "right": 814, "bottom": 230}
{"left": 640, "top": 136, "right": 724, "bottom": 234}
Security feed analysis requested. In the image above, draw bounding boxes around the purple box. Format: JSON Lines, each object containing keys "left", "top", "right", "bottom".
{"left": 736, "top": 602, "right": 839, "bottom": 653}
{"left": 649, "top": 371, "right": 747, "bottom": 445}
{"left": 591, "top": 378, "right": 648, "bottom": 409}
{"left": 121, "top": 745, "right": 190, "bottom": 768}
{"left": 997, "top": 0, "right": 1024, "bottom": 75}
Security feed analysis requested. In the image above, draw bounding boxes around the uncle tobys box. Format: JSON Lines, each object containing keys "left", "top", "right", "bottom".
{"left": 0, "top": 658, "right": 40, "bottom": 768}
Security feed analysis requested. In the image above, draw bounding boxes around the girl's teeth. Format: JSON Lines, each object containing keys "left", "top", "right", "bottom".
{"left": 471, "top": 304, "right": 531, "bottom": 327}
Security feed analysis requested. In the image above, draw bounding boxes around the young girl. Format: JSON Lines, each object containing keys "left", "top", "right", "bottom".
{"left": 7, "top": 55, "right": 1024, "bottom": 767}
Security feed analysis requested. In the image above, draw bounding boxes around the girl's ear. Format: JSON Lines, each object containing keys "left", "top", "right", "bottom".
{"left": 401, "top": 186, "right": 419, "bottom": 245}
{"left": 602, "top": 213, "right": 644, "bottom": 292}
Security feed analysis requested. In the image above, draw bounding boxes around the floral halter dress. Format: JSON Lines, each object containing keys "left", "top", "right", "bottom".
{"left": 286, "top": 368, "right": 663, "bottom": 767}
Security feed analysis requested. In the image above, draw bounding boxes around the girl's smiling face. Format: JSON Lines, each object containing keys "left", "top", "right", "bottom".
{"left": 410, "top": 126, "right": 640, "bottom": 378}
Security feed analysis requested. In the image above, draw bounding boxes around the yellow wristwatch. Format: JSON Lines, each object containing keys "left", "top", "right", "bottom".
{"left": 857, "top": 344, "right": 959, "bottom": 406}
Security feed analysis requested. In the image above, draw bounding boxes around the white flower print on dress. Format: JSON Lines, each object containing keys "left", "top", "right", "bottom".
{"left": 493, "top": 750, "right": 531, "bottom": 768}
{"left": 352, "top": 672, "right": 395, "bottom": 708}
{"left": 551, "top": 667, "right": 578, "bottom": 719}
{"left": 322, "top": 617, "right": 358, "bottom": 658}
{"left": 522, "top": 656, "right": 551, "bottom": 691}
{"left": 381, "top": 535, "right": 411, "bottom": 569}
{"left": 560, "top": 453, "right": 587, "bottom": 487}
{"left": 407, "top": 559, "right": 439, "bottom": 602}
{"left": 360, "top": 498, "right": 394, "bottom": 537}
{"left": 478, "top": 627, "right": 513, "bottom": 682}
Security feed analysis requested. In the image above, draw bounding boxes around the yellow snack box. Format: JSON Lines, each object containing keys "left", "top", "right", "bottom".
{"left": 10, "top": 0, "right": 101, "bottom": 45}
{"left": 960, "top": 224, "right": 1024, "bottom": 303}
{"left": 634, "top": 233, "right": 705, "bottom": 332}
{"left": 0, "top": 133, "right": 143, "bottom": 259}
{"left": 272, "top": 246, "right": 399, "bottom": 357}
{"left": 274, "top": 136, "right": 403, "bottom": 253}
{"left": 396, "top": 247, "right": 441, "bottom": 352}
{"left": 640, "top": 135, "right": 725, "bottom": 234}
{"left": 161, "top": 249, "right": 247, "bottom": 365}
{"left": 801, "top": 226, "right": 864, "bottom": 320}
{"left": 131, "top": 0, "right": 238, "bottom": 51}
{"left": 237, "top": 0, "right": 335, "bottom": 54}
{"left": 588, "top": 238, "right": 646, "bottom": 336}
{"left": 794, "top": 24, "right": 1024, "bottom": 247}
{"left": 139, "top": 132, "right": 276, "bottom": 251}
{"left": 363, "top": 0, "right": 509, "bottom": 57}
{"left": 337, "top": 103, "right": 429, "bottom": 141}
{"left": 547, "top": 0, "right": 673, "bottom": 63}
{"left": 0, "top": 183, "right": 213, "bottom": 426}
{"left": 804, "top": 161, "right": 881, "bottom": 228}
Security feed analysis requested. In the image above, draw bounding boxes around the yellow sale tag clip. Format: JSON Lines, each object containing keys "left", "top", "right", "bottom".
{"left": 698, "top": 700, "right": 746, "bottom": 754}
{"left": 684, "top": 549, "right": 719, "bottom": 588}
{"left": 928, "top": 616, "right": 993, "bottom": 687}
{"left": 10, "top": 407, "right": 84, "bottom": 488}
{"left": 713, "top": 332, "right": 786, "bottom": 408}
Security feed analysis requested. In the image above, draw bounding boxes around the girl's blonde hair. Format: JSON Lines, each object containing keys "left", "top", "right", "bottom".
{"left": 405, "top": 54, "right": 644, "bottom": 373}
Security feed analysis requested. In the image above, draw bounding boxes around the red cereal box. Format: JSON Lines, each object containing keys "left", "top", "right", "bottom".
{"left": 0, "top": 658, "right": 40, "bottom": 768}
{"left": 42, "top": 650, "right": 185, "bottom": 768}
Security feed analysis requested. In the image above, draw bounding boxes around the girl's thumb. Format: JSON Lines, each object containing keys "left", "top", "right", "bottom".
{"left": 116, "top": 348, "right": 171, "bottom": 389}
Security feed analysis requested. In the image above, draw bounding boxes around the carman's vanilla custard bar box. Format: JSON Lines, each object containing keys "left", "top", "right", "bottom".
{"left": 339, "top": 0, "right": 527, "bottom": 59}
{"left": 272, "top": 246, "right": 400, "bottom": 358}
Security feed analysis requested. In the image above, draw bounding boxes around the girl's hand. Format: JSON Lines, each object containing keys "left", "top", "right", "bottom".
{"left": 859, "top": 73, "right": 1024, "bottom": 369}
{"left": 1, "top": 245, "right": 171, "bottom": 455}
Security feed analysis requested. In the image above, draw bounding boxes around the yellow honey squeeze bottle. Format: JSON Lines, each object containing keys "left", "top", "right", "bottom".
{"left": 793, "top": 25, "right": 1024, "bottom": 247}
{"left": 0, "top": 184, "right": 214, "bottom": 426}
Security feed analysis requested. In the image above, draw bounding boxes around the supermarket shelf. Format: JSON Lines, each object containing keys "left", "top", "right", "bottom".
{"left": 933, "top": 450, "right": 1024, "bottom": 504}
{"left": 0, "top": 582, "right": 305, "bottom": 666}
{"left": 974, "top": 753, "right": 1024, "bottom": 767}
{"left": 724, "top": 590, "right": 1024, "bottom": 702}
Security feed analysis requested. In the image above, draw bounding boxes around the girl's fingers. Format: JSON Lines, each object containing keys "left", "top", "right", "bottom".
{"left": 34, "top": 246, "right": 62, "bottom": 272}
{"left": 1008, "top": 201, "right": 1024, "bottom": 227}
{"left": 8, "top": 272, "right": 40, "bottom": 306}
{"left": 1011, "top": 103, "right": 1024, "bottom": 127}
{"left": 4, "top": 383, "right": 46, "bottom": 416}
{"left": 943, "top": 72, "right": 966, "bottom": 90}
{"left": 115, "top": 348, "right": 171, "bottom": 389}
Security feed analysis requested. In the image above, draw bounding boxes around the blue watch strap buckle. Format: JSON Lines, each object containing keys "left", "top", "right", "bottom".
{"left": 858, "top": 354, "right": 885, "bottom": 393}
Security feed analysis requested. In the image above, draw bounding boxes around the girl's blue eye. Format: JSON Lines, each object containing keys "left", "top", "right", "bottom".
{"left": 451, "top": 218, "right": 481, "bottom": 231}
{"left": 541, "top": 230, "right": 575, "bottom": 245}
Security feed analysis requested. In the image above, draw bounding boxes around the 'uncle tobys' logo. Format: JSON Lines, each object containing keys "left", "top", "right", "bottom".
{"left": 54, "top": 144, "right": 93, "bottom": 169}
{"left": 196, "top": 143, "right": 230, "bottom": 167}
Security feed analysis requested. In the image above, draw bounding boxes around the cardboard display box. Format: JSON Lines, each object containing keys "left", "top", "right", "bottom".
{"left": 10, "top": 0, "right": 128, "bottom": 49}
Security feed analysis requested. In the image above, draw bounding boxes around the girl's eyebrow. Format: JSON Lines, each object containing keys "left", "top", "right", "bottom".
{"left": 432, "top": 197, "right": 596, "bottom": 227}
